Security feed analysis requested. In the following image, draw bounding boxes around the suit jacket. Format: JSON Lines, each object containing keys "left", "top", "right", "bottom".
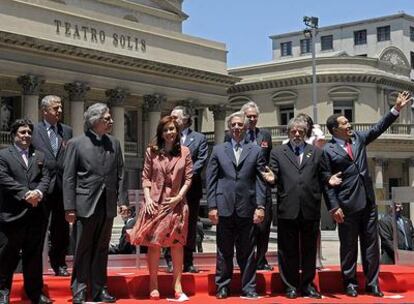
{"left": 63, "top": 130, "right": 128, "bottom": 218}
{"left": 141, "top": 146, "right": 193, "bottom": 203}
{"left": 206, "top": 141, "right": 266, "bottom": 218}
{"left": 225, "top": 127, "right": 272, "bottom": 163}
{"left": 32, "top": 121, "right": 72, "bottom": 194}
{"left": 0, "top": 145, "right": 50, "bottom": 222}
{"left": 183, "top": 128, "right": 208, "bottom": 176}
{"left": 323, "top": 111, "right": 398, "bottom": 215}
{"left": 269, "top": 143, "right": 327, "bottom": 220}
{"left": 379, "top": 214, "right": 414, "bottom": 263}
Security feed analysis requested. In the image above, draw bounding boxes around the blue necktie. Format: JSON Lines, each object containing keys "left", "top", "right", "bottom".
{"left": 49, "top": 125, "right": 58, "bottom": 156}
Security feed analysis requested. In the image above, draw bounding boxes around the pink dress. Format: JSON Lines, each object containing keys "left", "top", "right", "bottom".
{"left": 128, "top": 146, "right": 193, "bottom": 247}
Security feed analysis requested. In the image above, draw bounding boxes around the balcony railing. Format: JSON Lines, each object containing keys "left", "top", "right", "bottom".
{"left": 203, "top": 123, "right": 414, "bottom": 144}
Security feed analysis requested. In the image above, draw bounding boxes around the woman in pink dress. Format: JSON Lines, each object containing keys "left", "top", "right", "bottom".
{"left": 128, "top": 116, "right": 193, "bottom": 301}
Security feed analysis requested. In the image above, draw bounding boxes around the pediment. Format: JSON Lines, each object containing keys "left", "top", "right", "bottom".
{"left": 379, "top": 47, "right": 410, "bottom": 68}
{"left": 229, "top": 95, "right": 252, "bottom": 110}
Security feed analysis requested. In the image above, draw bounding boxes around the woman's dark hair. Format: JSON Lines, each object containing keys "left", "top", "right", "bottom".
{"left": 296, "top": 113, "right": 314, "bottom": 138}
{"left": 149, "top": 116, "right": 181, "bottom": 156}
{"left": 10, "top": 118, "right": 33, "bottom": 137}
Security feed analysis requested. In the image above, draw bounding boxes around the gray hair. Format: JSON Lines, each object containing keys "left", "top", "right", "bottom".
{"left": 40, "top": 95, "right": 61, "bottom": 111}
{"left": 240, "top": 101, "right": 260, "bottom": 115}
{"left": 172, "top": 105, "right": 192, "bottom": 120}
{"left": 84, "top": 103, "right": 109, "bottom": 129}
{"left": 287, "top": 117, "right": 308, "bottom": 135}
{"left": 226, "top": 111, "right": 248, "bottom": 129}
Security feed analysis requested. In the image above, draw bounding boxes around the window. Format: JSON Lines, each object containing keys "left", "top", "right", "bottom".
{"left": 300, "top": 38, "right": 311, "bottom": 54}
{"left": 280, "top": 106, "right": 294, "bottom": 125}
{"left": 354, "top": 30, "right": 367, "bottom": 45}
{"left": 333, "top": 100, "right": 353, "bottom": 122}
{"left": 377, "top": 25, "right": 390, "bottom": 41}
{"left": 280, "top": 41, "right": 292, "bottom": 56}
{"left": 410, "top": 26, "right": 414, "bottom": 41}
{"left": 321, "top": 35, "right": 333, "bottom": 51}
{"left": 411, "top": 52, "right": 414, "bottom": 69}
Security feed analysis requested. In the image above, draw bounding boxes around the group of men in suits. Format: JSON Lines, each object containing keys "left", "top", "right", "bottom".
{"left": 207, "top": 90, "right": 411, "bottom": 299}
{"left": 0, "top": 99, "right": 128, "bottom": 304}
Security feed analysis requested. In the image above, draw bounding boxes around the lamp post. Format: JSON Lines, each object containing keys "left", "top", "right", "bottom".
{"left": 303, "top": 16, "right": 319, "bottom": 123}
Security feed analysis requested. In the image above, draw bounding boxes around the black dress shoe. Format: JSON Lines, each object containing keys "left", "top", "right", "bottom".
{"left": 54, "top": 266, "right": 70, "bottom": 277}
{"left": 286, "top": 288, "right": 298, "bottom": 299}
{"left": 72, "top": 289, "right": 87, "bottom": 304}
{"left": 93, "top": 288, "right": 116, "bottom": 303}
{"left": 302, "top": 286, "right": 322, "bottom": 299}
{"left": 0, "top": 289, "right": 9, "bottom": 304}
{"left": 345, "top": 285, "right": 358, "bottom": 297}
{"left": 365, "top": 285, "right": 384, "bottom": 297}
{"left": 166, "top": 261, "right": 173, "bottom": 273}
{"left": 184, "top": 265, "right": 199, "bottom": 273}
{"left": 216, "top": 287, "right": 229, "bottom": 299}
{"left": 240, "top": 291, "right": 259, "bottom": 299}
{"left": 33, "top": 294, "right": 53, "bottom": 304}
{"left": 257, "top": 264, "right": 274, "bottom": 271}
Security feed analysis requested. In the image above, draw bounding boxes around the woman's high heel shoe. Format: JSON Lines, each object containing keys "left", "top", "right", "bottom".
{"left": 150, "top": 289, "right": 160, "bottom": 300}
{"left": 174, "top": 292, "right": 189, "bottom": 302}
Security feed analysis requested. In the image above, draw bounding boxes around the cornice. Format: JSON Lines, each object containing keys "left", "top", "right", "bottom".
{"left": 0, "top": 31, "right": 239, "bottom": 87}
{"left": 228, "top": 73, "right": 414, "bottom": 94}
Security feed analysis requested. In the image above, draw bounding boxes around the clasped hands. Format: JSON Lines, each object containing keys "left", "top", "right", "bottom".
{"left": 143, "top": 194, "right": 183, "bottom": 216}
{"left": 208, "top": 207, "right": 265, "bottom": 225}
{"left": 24, "top": 190, "right": 42, "bottom": 207}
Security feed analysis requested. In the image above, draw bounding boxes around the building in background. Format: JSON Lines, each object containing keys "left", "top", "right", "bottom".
{"left": 215, "top": 13, "right": 414, "bottom": 224}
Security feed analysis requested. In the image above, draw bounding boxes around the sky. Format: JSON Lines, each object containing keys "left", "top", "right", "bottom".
{"left": 182, "top": 0, "right": 414, "bottom": 68}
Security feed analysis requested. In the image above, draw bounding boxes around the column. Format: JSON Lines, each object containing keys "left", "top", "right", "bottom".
{"left": 17, "top": 74, "right": 42, "bottom": 122}
{"left": 64, "top": 81, "right": 90, "bottom": 137}
{"left": 209, "top": 105, "right": 227, "bottom": 144}
{"left": 408, "top": 159, "right": 414, "bottom": 223}
{"left": 143, "top": 94, "right": 165, "bottom": 143}
{"left": 374, "top": 158, "right": 385, "bottom": 189}
{"left": 106, "top": 88, "right": 128, "bottom": 151}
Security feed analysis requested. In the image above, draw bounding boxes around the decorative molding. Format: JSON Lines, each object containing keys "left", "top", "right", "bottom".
{"left": 272, "top": 90, "right": 298, "bottom": 106}
{"left": 228, "top": 95, "right": 252, "bottom": 110}
{"left": 328, "top": 86, "right": 360, "bottom": 102}
{"left": 229, "top": 74, "right": 414, "bottom": 94}
{"left": 143, "top": 94, "right": 165, "bottom": 112}
{"left": 0, "top": 31, "right": 239, "bottom": 87}
{"left": 379, "top": 46, "right": 410, "bottom": 68}
{"left": 64, "top": 81, "right": 90, "bottom": 102}
{"left": 16, "top": 74, "right": 43, "bottom": 95}
{"left": 106, "top": 88, "right": 129, "bottom": 106}
{"left": 209, "top": 105, "right": 228, "bottom": 121}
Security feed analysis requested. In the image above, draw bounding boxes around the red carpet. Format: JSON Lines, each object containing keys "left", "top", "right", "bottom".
{"left": 10, "top": 265, "right": 414, "bottom": 303}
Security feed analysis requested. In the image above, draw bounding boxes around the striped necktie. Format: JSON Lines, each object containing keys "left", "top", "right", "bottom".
{"left": 49, "top": 125, "right": 58, "bottom": 156}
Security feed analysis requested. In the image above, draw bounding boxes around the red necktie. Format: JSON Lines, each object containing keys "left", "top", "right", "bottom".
{"left": 345, "top": 141, "right": 353, "bottom": 160}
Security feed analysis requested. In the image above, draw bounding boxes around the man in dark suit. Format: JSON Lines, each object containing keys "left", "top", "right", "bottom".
{"left": 168, "top": 105, "right": 208, "bottom": 273}
{"left": 32, "top": 95, "right": 72, "bottom": 277}
{"left": 323, "top": 90, "right": 411, "bottom": 298}
{"left": 269, "top": 117, "right": 327, "bottom": 299}
{"left": 241, "top": 101, "right": 273, "bottom": 271}
{"left": 207, "top": 111, "right": 266, "bottom": 299}
{"left": 379, "top": 203, "right": 414, "bottom": 264}
{"left": 63, "top": 103, "right": 128, "bottom": 303}
{"left": 0, "top": 119, "right": 52, "bottom": 304}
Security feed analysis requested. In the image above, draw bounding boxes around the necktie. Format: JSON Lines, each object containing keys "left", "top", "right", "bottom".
{"left": 294, "top": 146, "right": 301, "bottom": 165}
{"left": 234, "top": 143, "right": 242, "bottom": 165}
{"left": 345, "top": 140, "right": 353, "bottom": 160}
{"left": 49, "top": 125, "right": 58, "bottom": 156}
{"left": 21, "top": 150, "right": 28, "bottom": 167}
{"left": 249, "top": 130, "right": 256, "bottom": 143}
